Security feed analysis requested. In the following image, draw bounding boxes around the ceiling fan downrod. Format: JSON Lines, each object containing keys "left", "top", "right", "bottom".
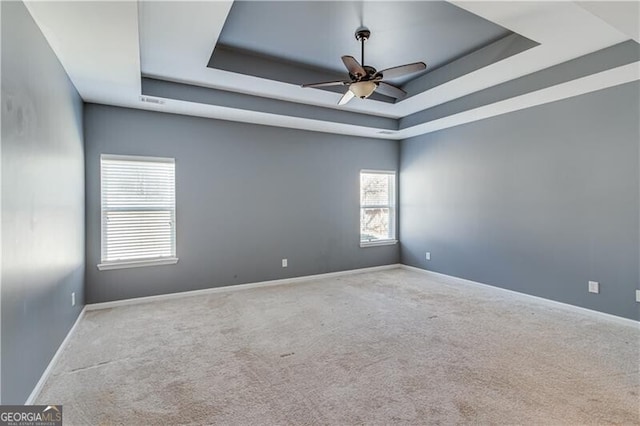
{"left": 355, "top": 26, "right": 370, "bottom": 70}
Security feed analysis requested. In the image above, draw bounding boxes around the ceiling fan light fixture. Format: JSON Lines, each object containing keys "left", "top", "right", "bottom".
{"left": 301, "top": 27, "right": 426, "bottom": 106}
{"left": 349, "top": 81, "right": 377, "bottom": 99}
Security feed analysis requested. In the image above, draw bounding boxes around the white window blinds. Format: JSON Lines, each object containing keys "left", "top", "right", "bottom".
{"left": 100, "top": 155, "right": 176, "bottom": 265}
{"left": 360, "top": 171, "right": 396, "bottom": 243}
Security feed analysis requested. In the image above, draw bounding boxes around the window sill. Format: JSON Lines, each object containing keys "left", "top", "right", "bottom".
{"left": 97, "top": 257, "right": 179, "bottom": 271}
{"left": 360, "top": 240, "right": 398, "bottom": 248}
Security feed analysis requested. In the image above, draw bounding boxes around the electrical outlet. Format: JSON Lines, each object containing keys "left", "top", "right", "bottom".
{"left": 282, "top": 259, "right": 288, "bottom": 268}
{"left": 636, "top": 290, "right": 640, "bottom": 303}
{"left": 588, "top": 281, "right": 599, "bottom": 294}
{"left": 71, "top": 292, "right": 76, "bottom": 306}
{"left": 425, "top": 252, "right": 431, "bottom": 261}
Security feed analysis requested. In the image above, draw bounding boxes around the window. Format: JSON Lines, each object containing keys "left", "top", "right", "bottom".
{"left": 98, "top": 154, "right": 177, "bottom": 270}
{"left": 360, "top": 170, "right": 397, "bottom": 247}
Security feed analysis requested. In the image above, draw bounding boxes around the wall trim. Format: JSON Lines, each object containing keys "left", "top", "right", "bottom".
{"left": 401, "top": 265, "right": 639, "bottom": 328}
{"left": 25, "top": 307, "right": 86, "bottom": 405}
{"left": 86, "top": 264, "right": 402, "bottom": 311}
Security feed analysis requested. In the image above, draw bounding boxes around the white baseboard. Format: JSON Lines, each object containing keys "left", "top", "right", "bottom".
{"left": 25, "top": 307, "right": 86, "bottom": 405}
{"left": 86, "top": 264, "right": 402, "bottom": 311}
{"left": 400, "top": 265, "right": 639, "bottom": 328}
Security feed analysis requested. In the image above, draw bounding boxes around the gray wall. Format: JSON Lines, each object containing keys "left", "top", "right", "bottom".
{"left": 85, "top": 105, "right": 399, "bottom": 303}
{"left": 1, "top": 1, "right": 85, "bottom": 404}
{"left": 400, "top": 82, "right": 640, "bottom": 320}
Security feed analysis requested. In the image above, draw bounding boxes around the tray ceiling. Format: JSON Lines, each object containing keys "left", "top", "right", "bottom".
{"left": 215, "top": 1, "right": 510, "bottom": 74}
{"left": 22, "top": 1, "right": 640, "bottom": 140}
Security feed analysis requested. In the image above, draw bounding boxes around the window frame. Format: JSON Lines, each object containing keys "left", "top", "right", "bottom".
{"left": 97, "top": 154, "right": 178, "bottom": 271}
{"left": 359, "top": 169, "right": 398, "bottom": 248}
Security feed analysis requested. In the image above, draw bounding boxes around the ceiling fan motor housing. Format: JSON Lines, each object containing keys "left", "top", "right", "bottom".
{"left": 363, "top": 66, "right": 377, "bottom": 78}
{"left": 349, "top": 66, "right": 377, "bottom": 81}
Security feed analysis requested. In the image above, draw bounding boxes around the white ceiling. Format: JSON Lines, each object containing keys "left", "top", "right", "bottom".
{"left": 23, "top": 1, "right": 640, "bottom": 140}
{"left": 576, "top": 1, "right": 640, "bottom": 43}
{"left": 23, "top": 1, "right": 141, "bottom": 104}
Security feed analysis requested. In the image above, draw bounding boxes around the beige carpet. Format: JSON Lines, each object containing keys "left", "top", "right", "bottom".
{"left": 37, "top": 268, "right": 639, "bottom": 425}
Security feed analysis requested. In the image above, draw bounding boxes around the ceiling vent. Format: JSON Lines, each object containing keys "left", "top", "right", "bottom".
{"left": 140, "top": 95, "right": 165, "bottom": 105}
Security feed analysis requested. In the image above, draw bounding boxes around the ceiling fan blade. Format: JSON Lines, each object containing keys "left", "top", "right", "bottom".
{"left": 341, "top": 55, "right": 366, "bottom": 79}
{"left": 338, "top": 89, "right": 355, "bottom": 105}
{"left": 375, "top": 82, "right": 407, "bottom": 99}
{"left": 376, "top": 62, "right": 426, "bottom": 80}
{"left": 302, "top": 80, "right": 350, "bottom": 88}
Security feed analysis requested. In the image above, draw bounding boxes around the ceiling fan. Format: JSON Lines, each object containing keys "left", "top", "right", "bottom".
{"left": 302, "top": 26, "right": 427, "bottom": 105}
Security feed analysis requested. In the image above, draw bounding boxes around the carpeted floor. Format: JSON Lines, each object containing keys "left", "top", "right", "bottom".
{"left": 37, "top": 268, "right": 639, "bottom": 425}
